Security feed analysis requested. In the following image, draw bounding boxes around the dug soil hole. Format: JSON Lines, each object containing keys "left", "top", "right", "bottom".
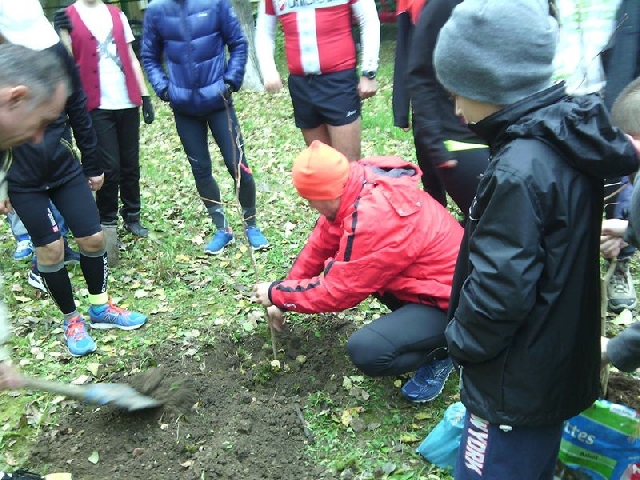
{"left": 30, "top": 320, "right": 357, "bottom": 480}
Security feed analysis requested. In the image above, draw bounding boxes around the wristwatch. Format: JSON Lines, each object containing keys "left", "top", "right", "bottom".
{"left": 362, "top": 70, "right": 377, "bottom": 80}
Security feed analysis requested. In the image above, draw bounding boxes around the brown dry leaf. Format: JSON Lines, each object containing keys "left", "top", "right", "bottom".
{"left": 613, "top": 309, "right": 633, "bottom": 326}
{"left": 414, "top": 411, "right": 432, "bottom": 421}
{"left": 4, "top": 451, "right": 18, "bottom": 466}
{"left": 134, "top": 289, "right": 149, "bottom": 299}
{"left": 44, "top": 473, "right": 73, "bottom": 480}
{"left": 398, "top": 433, "right": 421, "bottom": 443}
{"left": 88, "top": 451, "right": 99, "bottom": 464}
{"left": 71, "top": 375, "right": 90, "bottom": 385}
{"left": 340, "top": 407, "right": 364, "bottom": 427}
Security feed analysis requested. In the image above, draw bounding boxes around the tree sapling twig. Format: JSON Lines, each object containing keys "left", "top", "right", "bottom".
{"left": 221, "top": 94, "right": 278, "bottom": 360}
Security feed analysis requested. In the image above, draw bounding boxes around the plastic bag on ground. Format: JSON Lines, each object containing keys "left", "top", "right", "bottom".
{"left": 417, "top": 401, "right": 466, "bottom": 470}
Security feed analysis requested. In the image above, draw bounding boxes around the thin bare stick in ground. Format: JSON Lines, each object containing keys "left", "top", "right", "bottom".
{"left": 604, "top": 181, "right": 628, "bottom": 204}
{"left": 600, "top": 259, "right": 617, "bottom": 397}
{"left": 221, "top": 94, "right": 278, "bottom": 360}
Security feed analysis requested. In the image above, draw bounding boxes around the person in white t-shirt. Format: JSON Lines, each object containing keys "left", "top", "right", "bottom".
{"left": 55, "top": 0, "right": 154, "bottom": 239}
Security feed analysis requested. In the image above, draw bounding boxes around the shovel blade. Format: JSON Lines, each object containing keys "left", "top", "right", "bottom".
{"left": 84, "top": 384, "right": 162, "bottom": 412}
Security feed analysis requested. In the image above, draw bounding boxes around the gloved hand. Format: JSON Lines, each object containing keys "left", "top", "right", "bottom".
{"left": 53, "top": 8, "right": 73, "bottom": 33}
{"left": 159, "top": 88, "right": 170, "bottom": 103}
{"left": 142, "top": 96, "right": 155, "bottom": 124}
{"left": 223, "top": 83, "right": 233, "bottom": 101}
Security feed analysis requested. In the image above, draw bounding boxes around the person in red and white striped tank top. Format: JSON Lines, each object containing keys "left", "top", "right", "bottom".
{"left": 255, "top": 0, "right": 380, "bottom": 161}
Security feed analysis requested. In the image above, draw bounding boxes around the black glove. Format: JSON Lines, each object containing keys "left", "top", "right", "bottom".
{"left": 159, "top": 88, "right": 170, "bottom": 102}
{"left": 53, "top": 9, "right": 73, "bottom": 33}
{"left": 223, "top": 83, "right": 233, "bottom": 101}
{"left": 141, "top": 96, "right": 155, "bottom": 124}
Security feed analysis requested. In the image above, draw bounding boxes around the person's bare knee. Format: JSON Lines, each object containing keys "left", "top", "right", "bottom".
{"left": 301, "top": 125, "right": 330, "bottom": 146}
{"left": 35, "top": 239, "right": 64, "bottom": 266}
{"left": 76, "top": 231, "right": 105, "bottom": 253}
{"left": 328, "top": 119, "right": 361, "bottom": 161}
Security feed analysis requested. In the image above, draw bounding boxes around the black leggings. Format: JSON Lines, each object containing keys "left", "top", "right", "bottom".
{"left": 174, "top": 106, "right": 256, "bottom": 228}
{"left": 347, "top": 300, "right": 449, "bottom": 377}
{"left": 9, "top": 173, "right": 101, "bottom": 247}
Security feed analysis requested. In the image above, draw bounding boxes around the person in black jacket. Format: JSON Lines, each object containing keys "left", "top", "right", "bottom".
{"left": 405, "top": 0, "right": 488, "bottom": 217}
{"left": 433, "top": 1, "right": 638, "bottom": 478}
{"left": 0, "top": 43, "right": 70, "bottom": 389}
{"left": 600, "top": 194, "right": 640, "bottom": 372}
{"left": 598, "top": 0, "right": 640, "bottom": 314}
{"left": 599, "top": 75, "right": 640, "bottom": 374}
{"left": 0, "top": 1, "right": 148, "bottom": 358}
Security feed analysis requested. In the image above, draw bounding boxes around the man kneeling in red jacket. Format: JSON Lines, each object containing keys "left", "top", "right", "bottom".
{"left": 251, "top": 141, "right": 463, "bottom": 402}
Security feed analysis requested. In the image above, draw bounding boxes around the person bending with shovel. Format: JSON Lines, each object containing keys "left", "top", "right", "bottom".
{"left": 0, "top": 43, "right": 71, "bottom": 479}
{"left": 251, "top": 141, "right": 463, "bottom": 403}
{"left": 0, "top": 1, "right": 148, "bottom": 358}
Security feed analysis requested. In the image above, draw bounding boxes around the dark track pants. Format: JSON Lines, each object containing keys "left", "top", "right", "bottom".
{"left": 91, "top": 107, "right": 142, "bottom": 224}
{"left": 455, "top": 411, "right": 563, "bottom": 480}
{"left": 347, "top": 301, "right": 449, "bottom": 376}
{"left": 173, "top": 107, "right": 256, "bottom": 228}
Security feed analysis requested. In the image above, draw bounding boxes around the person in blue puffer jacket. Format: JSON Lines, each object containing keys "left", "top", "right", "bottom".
{"left": 142, "top": 0, "right": 269, "bottom": 254}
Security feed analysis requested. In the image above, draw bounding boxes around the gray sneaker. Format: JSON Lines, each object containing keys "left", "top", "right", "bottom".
{"left": 607, "top": 258, "right": 637, "bottom": 313}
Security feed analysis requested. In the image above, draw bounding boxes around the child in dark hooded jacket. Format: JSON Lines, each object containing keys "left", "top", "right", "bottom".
{"left": 433, "top": 0, "right": 639, "bottom": 478}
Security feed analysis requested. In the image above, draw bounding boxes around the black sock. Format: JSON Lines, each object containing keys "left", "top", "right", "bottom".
{"left": 39, "top": 264, "right": 76, "bottom": 314}
{"left": 80, "top": 250, "right": 108, "bottom": 295}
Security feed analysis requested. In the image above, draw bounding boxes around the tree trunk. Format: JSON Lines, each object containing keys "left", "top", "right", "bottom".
{"left": 230, "top": 0, "right": 264, "bottom": 92}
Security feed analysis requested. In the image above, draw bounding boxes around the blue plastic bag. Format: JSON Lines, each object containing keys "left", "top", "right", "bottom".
{"left": 417, "top": 402, "right": 466, "bottom": 470}
{"left": 558, "top": 399, "right": 640, "bottom": 479}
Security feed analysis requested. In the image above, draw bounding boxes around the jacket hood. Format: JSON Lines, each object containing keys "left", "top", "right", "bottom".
{"left": 470, "top": 83, "right": 639, "bottom": 179}
{"left": 334, "top": 157, "right": 424, "bottom": 223}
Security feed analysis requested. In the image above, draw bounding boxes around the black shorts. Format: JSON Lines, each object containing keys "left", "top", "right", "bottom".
{"left": 10, "top": 173, "right": 101, "bottom": 247}
{"left": 288, "top": 69, "right": 361, "bottom": 129}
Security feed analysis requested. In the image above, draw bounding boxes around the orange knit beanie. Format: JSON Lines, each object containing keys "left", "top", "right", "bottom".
{"left": 292, "top": 141, "right": 350, "bottom": 200}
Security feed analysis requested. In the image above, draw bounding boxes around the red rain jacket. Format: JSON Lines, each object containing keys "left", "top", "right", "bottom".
{"left": 269, "top": 156, "right": 463, "bottom": 314}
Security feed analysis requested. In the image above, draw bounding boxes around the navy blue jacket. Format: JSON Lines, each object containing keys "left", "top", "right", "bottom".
{"left": 602, "top": 0, "right": 640, "bottom": 110}
{"left": 141, "top": 0, "right": 248, "bottom": 116}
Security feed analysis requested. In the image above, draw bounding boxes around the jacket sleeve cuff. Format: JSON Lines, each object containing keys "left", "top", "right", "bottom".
{"left": 268, "top": 281, "right": 281, "bottom": 307}
{"left": 81, "top": 153, "right": 104, "bottom": 178}
{"left": 268, "top": 281, "right": 289, "bottom": 311}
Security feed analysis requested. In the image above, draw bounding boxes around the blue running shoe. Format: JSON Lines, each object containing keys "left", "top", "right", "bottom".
{"left": 13, "top": 235, "right": 33, "bottom": 261}
{"left": 64, "top": 315, "right": 97, "bottom": 357}
{"left": 63, "top": 238, "right": 81, "bottom": 265}
{"left": 205, "top": 229, "right": 234, "bottom": 255}
{"left": 88, "top": 300, "right": 147, "bottom": 330}
{"left": 246, "top": 226, "right": 269, "bottom": 250}
{"left": 401, "top": 357, "right": 454, "bottom": 403}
